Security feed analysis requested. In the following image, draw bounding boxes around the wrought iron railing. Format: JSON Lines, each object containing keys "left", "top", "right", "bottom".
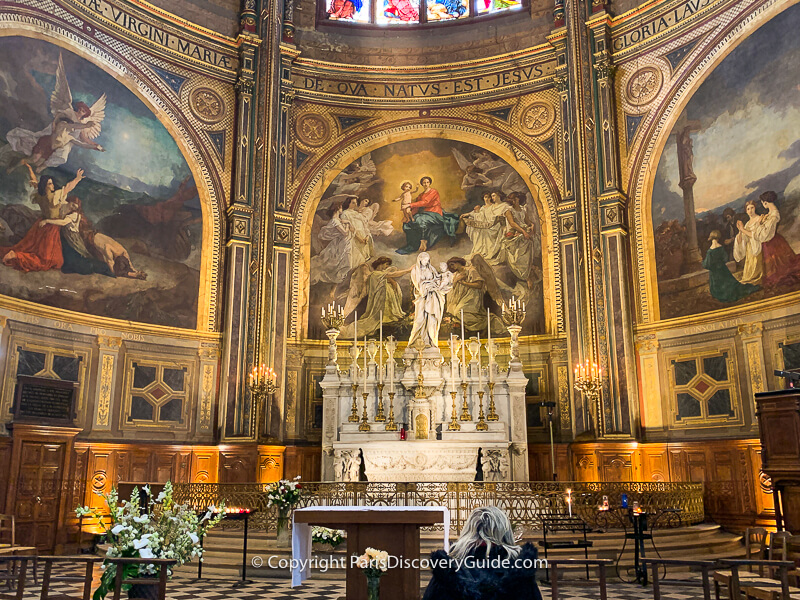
{"left": 172, "top": 481, "right": 704, "bottom": 535}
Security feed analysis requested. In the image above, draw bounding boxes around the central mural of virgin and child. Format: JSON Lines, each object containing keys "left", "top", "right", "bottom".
{"left": 307, "top": 139, "right": 545, "bottom": 341}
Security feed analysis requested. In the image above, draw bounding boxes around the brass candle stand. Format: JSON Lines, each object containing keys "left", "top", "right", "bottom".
{"left": 359, "top": 392, "right": 371, "bottom": 431}
{"left": 385, "top": 392, "right": 397, "bottom": 431}
{"left": 375, "top": 383, "right": 386, "bottom": 422}
{"left": 349, "top": 383, "right": 360, "bottom": 422}
{"left": 321, "top": 304, "right": 345, "bottom": 367}
{"left": 448, "top": 391, "right": 461, "bottom": 431}
{"left": 487, "top": 381, "right": 498, "bottom": 421}
{"left": 476, "top": 391, "right": 488, "bottom": 431}
{"left": 459, "top": 382, "right": 472, "bottom": 421}
{"left": 502, "top": 296, "right": 526, "bottom": 362}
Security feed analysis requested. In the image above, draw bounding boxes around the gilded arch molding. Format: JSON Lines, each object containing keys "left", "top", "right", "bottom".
{"left": 289, "top": 121, "right": 564, "bottom": 341}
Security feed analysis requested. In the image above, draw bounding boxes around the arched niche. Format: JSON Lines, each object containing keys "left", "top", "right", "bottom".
{"left": 290, "top": 123, "right": 562, "bottom": 341}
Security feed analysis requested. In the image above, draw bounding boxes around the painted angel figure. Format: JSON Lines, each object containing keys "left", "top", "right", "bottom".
{"left": 7, "top": 53, "right": 106, "bottom": 174}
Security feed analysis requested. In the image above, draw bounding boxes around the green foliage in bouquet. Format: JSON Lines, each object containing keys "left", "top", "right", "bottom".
{"left": 311, "top": 526, "right": 345, "bottom": 548}
{"left": 76, "top": 481, "right": 224, "bottom": 600}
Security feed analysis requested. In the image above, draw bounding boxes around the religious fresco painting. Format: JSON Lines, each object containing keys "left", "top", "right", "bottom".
{"left": 307, "top": 138, "right": 545, "bottom": 341}
{"left": 0, "top": 38, "right": 202, "bottom": 329}
{"left": 651, "top": 5, "right": 800, "bottom": 320}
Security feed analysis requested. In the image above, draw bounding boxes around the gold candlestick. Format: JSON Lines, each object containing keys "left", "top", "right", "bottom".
{"left": 349, "top": 383, "right": 359, "bottom": 422}
{"left": 476, "top": 391, "right": 488, "bottom": 431}
{"left": 385, "top": 392, "right": 397, "bottom": 431}
{"left": 459, "top": 382, "right": 472, "bottom": 421}
{"left": 359, "top": 392, "right": 371, "bottom": 431}
{"left": 448, "top": 391, "right": 461, "bottom": 431}
{"left": 487, "top": 381, "right": 498, "bottom": 421}
{"left": 375, "top": 383, "right": 386, "bottom": 422}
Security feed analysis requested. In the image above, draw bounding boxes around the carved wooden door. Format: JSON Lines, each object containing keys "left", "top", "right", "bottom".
{"left": 15, "top": 442, "right": 66, "bottom": 551}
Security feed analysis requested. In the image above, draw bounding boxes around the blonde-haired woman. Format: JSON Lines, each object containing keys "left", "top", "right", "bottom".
{"left": 422, "top": 506, "right": 542, "bottom": 600}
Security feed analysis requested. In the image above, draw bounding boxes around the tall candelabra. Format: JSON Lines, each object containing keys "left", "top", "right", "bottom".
{"left": 502, "top": 296, "right": 526, "bottom": 361}
{"left": 574, "top": 359, "right": 603, "bottom": 438}
{"left": 248, "top": 364, "right": 277, "bottom": 437}
{"left": 321, "top": 303, "right": 345, "bottom": 366}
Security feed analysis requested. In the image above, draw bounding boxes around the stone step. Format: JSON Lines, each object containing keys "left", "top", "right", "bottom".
{"left": 174, "top": 523, "right": 745, "bottom": 580}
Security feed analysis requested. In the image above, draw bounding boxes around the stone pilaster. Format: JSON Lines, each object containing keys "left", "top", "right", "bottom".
{"left": 588, "top": 17, "right": 639, "bottom": 437}
{"left": 738, "top": 323, "right": 767, "bottom": 423}
{"left": 636, "top": 334, "right": 662, "bottom": 434}
{"left": 94, "top": 336, "right": 122, "bottom": 432}
{"left": 197, "top": 345, "right": 220, "bottom": 436}
{"left": 220, "top": 28, "right": 260, "bottom": 440}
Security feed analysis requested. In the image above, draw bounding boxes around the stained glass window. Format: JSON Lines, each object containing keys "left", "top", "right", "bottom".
{"left": 427, "top": 0, "right": 468, "bottom": 20}
{"left": 325, "top": 0, "right": 370, "bottom": 22}
{"left": 321, "top": 0, "right": 524, "bottom": 25}
{"left": 377, "top": 0, "right": 421, "bottom": 23}
{"left": 476, "top": 0, "right": 521, "bottom": 14}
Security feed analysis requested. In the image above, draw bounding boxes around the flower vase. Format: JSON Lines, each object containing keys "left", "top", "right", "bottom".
{"left": 276, "top": 509, "right": 291, "bottom": 548}
{"left": 366, "top": 573, "right": 381, "bottom": 600}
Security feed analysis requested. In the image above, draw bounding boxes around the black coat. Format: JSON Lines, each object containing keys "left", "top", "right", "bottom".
{"left": 421, "top": 542, "right": 543, "bottom": 600}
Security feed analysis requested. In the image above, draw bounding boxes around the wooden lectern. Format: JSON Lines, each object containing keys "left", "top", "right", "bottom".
{"left": 756, "top": 389, "right": 800, "bottom": 532}
{"left": 293, "top": 507, "right": 446, "bottom": 600}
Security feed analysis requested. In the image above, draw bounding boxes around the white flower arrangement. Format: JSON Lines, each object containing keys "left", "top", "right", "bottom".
{"left": 265, "top": 475, "right": 303, "bottom": 512}
{"left": 76, "top": 481, "right": 223, "bottom": 600}
{"left": 355, "top": 547, "right": 390, "bottom": 573}
{"left": 311, "top": 526, "right": 345, "bottom": 548}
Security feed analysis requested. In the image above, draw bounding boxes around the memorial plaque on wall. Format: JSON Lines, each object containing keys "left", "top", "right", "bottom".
{"left": 13, "top": 376, "right": 77, "bottom": 426}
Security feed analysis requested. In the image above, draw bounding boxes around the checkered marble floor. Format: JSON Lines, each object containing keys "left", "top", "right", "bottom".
{"left": 4, "top": 568, "right": 713, "bottom": 600}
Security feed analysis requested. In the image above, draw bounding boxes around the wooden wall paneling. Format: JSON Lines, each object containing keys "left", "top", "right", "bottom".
{"left": 176, "top": 450, "right": 192, "bottom": 483}
{"left": 283, "top": 446, "right": 320, "bottom": 481}
{"left": 154, "top": 450, "right": 176, "bottom": 482}
{"left": 750, "top": 445, "right": 775, "bottom": 517}
{"left": 597, "top": 446, "right": 636, "bottom": 482}
{"left": 258, "top": 445, "right": 286, "bottom": 483}
{"left": 640, "top": 445, "right": 669, "bottom": 481}
{"left": 130, "top": 451, "right": 152, "bottom": 483}
{"left": 219, "top": 447, "right": 258, "bottom": 483}
{"left": 115, "top": 449, "right": 130, "bottom": 488}
{"left": 0, "top": 438, "right": 12, "bottom": 513}
{"left": 572, "top": 450, "right": 597, "bottom": 481}
{"left": 86, "top": 447, "right": 116, "bottom": 510}
{"left": 527, "top": 444, "right": 553, "bottom": 480}
{"left": 191, "top": 449, "right": 219, "bottom": 483}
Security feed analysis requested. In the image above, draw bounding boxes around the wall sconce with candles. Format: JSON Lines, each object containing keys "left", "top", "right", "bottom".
{"left": 249, "top": 364, "right": 278, "bottom": 439}
{"left": 574, "top": 359, "right": 603, "bottom": 439}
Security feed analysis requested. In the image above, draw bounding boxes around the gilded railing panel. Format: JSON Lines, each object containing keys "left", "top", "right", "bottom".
{"left": 172, "top": 481, "right": 704, "bottom": 534}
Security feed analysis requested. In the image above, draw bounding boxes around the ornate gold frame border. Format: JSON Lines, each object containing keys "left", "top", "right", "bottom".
{"left": 288, "top": 121, "right": 563, "bottom": 341}
{"left": 0, "top": 8, "right": 226, "bottom": 335}
{"left": 622, "top": 0, "right": 797, "bottom": 325}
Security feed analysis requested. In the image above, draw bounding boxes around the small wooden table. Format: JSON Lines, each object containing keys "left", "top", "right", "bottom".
{"left": 292, "top": 506, "right": 448, "bottom": 600}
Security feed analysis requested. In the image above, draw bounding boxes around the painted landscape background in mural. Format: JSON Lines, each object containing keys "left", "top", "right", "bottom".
{"left": 652, "top": 5, "right": 800, "bottom": 319}
{"left": 307, "top": 138, "right": 545, "bottom": 340}
{"left": 0, "top": 38, "right": 201, "bottom": 328}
